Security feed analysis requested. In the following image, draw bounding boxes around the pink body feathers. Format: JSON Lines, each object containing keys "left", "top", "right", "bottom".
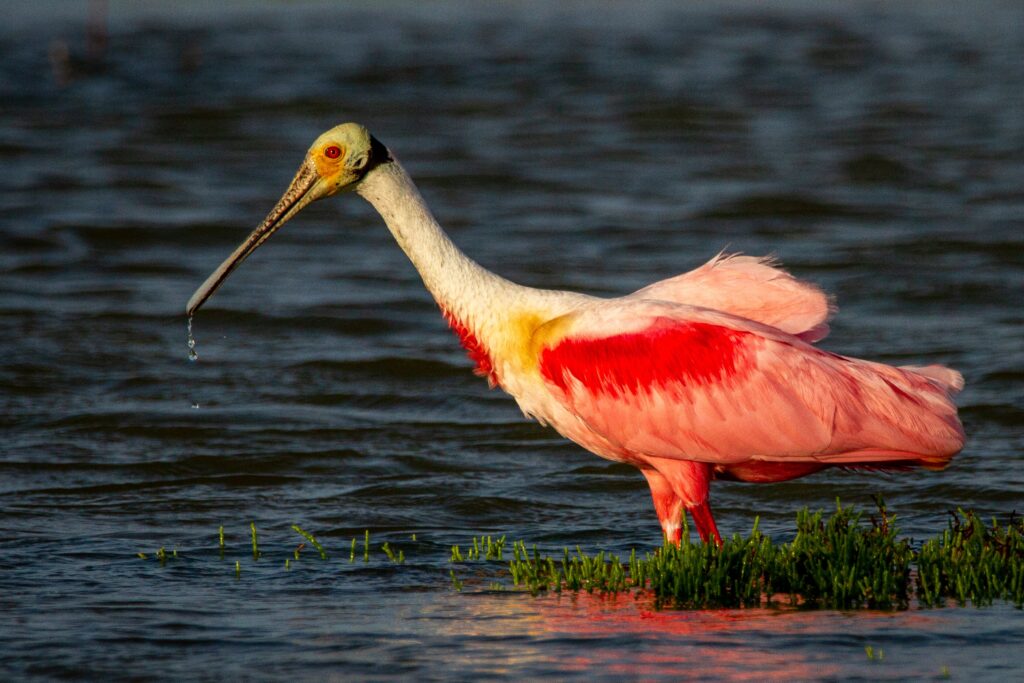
{"left": 188, "top": 126, "right": 965, "bottom": 547}
{"left": 443, "top": 253, "right": 965, "bottom": 544}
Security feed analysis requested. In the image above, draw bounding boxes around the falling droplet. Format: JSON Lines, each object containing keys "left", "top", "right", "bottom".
{"left": 187, "top": 315, "right": 198, "bottom": 362}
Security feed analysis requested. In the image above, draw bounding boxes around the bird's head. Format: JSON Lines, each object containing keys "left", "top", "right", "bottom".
{"left": 308, "top": 122, "right": 380, "bottom": 197}
{"left": 186, "top": 122, "right": 391, "bottom": 316}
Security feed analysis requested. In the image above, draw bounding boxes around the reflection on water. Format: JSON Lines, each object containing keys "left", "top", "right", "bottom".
{"left": 424, "top": 589, "right": 1006, "bottom": 680}
{"left": 1, "top": 0, "right": 1023, "bottom": 679}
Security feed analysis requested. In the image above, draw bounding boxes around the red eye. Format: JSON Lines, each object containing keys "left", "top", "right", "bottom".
{"left": 324, "top": 145, "right": 342, "bottom": 159}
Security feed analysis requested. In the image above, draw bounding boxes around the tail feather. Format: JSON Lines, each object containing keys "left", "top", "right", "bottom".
{"left": 795, "top": 322, "right": 830, "bottom": 344}
{"left": 900, "top": 364, "right": 965, "bottom": 395}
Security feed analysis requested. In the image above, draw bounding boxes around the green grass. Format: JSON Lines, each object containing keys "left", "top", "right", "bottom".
{"left": 250, "top": 522, "right": 260, "bottom": 561}
{"left": 291, "top": 524, "right": 328, "bottom": 560}
{"left": 503, "top": 501, "right": 1023, "bottom": 609}
{"left": 916, "top": 509, "right": 1024, "bottom": 607}
{"left": 380, "top": 542, "right": 404, "bottom": 563}
{"left": 136, "top": 501, "right": 1024, "bottom": 609}
{"left": 451, "top": 535, "right": 505, "bottom": 562}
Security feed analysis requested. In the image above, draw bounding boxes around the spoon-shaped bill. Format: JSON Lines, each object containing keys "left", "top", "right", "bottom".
{"left": 186, "top": 160, "right": 322, "bottom": 316}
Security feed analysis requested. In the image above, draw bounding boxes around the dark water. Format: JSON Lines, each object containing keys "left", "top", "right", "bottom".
{"left": 2, "top": 0, "right": 1023, "bottom": 679}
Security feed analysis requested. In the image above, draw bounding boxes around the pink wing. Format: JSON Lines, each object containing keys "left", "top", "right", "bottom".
{"left": 630, "top": 253, "right": 834, "bottom": 342}
{"left": 536, "top": 300, "right": 963, "bottom": 470}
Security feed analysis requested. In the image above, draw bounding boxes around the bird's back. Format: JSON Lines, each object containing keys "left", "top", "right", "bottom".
{"left": 530, "top": 299, "right": 964, "bottom": 471}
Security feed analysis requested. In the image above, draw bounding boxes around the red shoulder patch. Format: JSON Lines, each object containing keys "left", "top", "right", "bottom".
{"left": 539, "top": 318, "right": 752, "bottom": 396}
{"left": 440, "top": 305, "right": 499, "bottom": 386}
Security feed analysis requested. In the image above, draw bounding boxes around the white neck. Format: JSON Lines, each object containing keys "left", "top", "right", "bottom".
{"left": 354, "top": 158, "right": 589, "bottom": 383}
{"left": 356, "top": 159, "right": 509, "bottom": 314}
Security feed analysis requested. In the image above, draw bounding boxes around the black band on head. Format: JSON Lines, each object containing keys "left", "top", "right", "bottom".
{"left": 369, "top": 135, "right": 393, "bottom": 166}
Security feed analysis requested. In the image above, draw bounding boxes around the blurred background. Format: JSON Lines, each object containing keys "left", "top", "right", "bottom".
{"left": 2, "top": 0, "right": 1022, "bottom": 679}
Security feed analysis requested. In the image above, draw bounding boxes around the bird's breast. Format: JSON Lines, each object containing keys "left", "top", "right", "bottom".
{"left": 440, "top": 305, "right": 499, "bottom": 385}
{"left": 439, "top": 305, "right": 560, "bottom": 389}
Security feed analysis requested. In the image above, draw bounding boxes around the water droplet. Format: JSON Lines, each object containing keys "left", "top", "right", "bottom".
{"left": 187, "top": 315, "right": 198, "bottom": 362}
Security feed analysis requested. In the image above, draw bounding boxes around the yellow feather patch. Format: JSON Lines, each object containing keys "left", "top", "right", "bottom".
{"left": 510, "top": 310, "right": 574, "bottom": 374}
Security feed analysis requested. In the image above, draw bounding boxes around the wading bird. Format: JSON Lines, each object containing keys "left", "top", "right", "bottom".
{"left": 187, "top": 123, "right": 965, "bottom": 545}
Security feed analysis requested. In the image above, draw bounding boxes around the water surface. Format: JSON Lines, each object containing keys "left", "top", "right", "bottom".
{"left": 1, "top": 1, "right": 1022, "bottom": 679}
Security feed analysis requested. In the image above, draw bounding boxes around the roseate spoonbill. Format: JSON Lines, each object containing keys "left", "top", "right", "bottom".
{"left": 187, "top": 123, "right": 965, "bottom": 545}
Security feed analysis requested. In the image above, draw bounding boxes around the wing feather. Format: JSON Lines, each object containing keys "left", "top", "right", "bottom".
{"left": 535, "top": 300, "right": 963, "bottom": 468}
{"left": 630, "top": 253, "right": 834, "bottom": 342}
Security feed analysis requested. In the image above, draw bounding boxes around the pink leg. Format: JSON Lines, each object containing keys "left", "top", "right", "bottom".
{"left": 645, "top": 457, "right": 722, "bottom": 547}
{"left": 640, "top": 468, "right": 684, "bottom": 544}
{"left": 687, "top": 500, "right": 723, "bottom": 547}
